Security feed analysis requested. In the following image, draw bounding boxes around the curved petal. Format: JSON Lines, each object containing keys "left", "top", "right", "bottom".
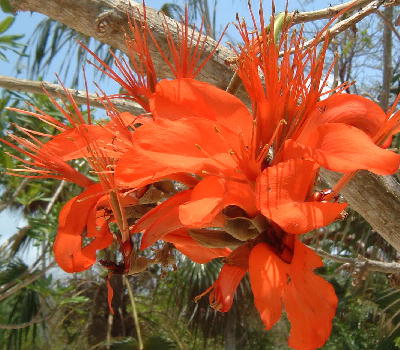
{"left": 309, "top": 123, "right": 400, "bottom": 174}
{"left": 207, "top": 264, "right": 247, "bottom": 312}
{"left": 249, "top": 243, "right": 285, "bottom": 330}
{"left": 300, "top": 94, "right": 386, "bottom": 140}
{"left": 132, "top": 190, "right": 192, "bottom": 250}
{"left": 264, "top": 202, "right": 347, "bottom": 234}
{"left": 165, "top": 229, "right": 231, "bottom": 264}
{"left": 41, "top": 112, "right": 136, "bottom": 161}
{"left": 284, "top": 241, "right": 338, "bottom": 350}
{"left": 150, "top": 78, "right": 252, "bottom": 142}
{"left": 179, "top": 176, "right": 225, "bottom": 227}
{"left": 53, "top": 183, "right": 108, "bottom": 273}
{"left": 257, "top": 159, "right": 319, "bottom": 209}
{"left": 115, "top": 117, "right": 238, "bottom": 189}
{"left": 223, "top": 180, "right": 258, "bottom": 217}
{"left": 40, "top": 125, "right": 114, "bottom": 161}
{"left": 179, "top": 176, "right": 258, "bottom": 227}
{"left": 284, "top": 124, "right": 400, "bottom": 174}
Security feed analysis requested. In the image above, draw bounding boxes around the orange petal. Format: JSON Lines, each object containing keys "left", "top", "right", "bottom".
{"left": 115, "top": 117, "right": 237, "bottom": 189}
{"left": 179, "top": 176, "right": 225, "bottom": 227}
{"left": 278, "top": 139, "right": 311, "bottom": 162}
{"left": 40, "top": 125, "right": 111, "bottom": 161}
{"left": 132, "top": 190, "right": 192, "bottom": 249}
{"left": 179, "top": 176, "right": 258, "bottom": 227}
{"left": 249, "top": 243, "right": 285, "bottom": 330}
{"left": 207, "top": 264, "right": 247, "bottom": 312}
{"left": 164, "top": 228, "right": 230, "bottom": 264}
{"left": 257, "top": 159, "right": 319, "bottom": 209}
{"left": 284, "top": 241, "right": 337, "bottom": 350}
{"left": 264, "top": 202, "right": 347, "bottom": 234}
{"left": 53, "top": 183, "right": 108, "bottom": 273}
{"left": 301, "top": 94, "right": 386, "bottom": 140}
{"left": 223, "top": 179, "right": 258, "bottom": 217}
{"left": 308, "top": 123, "right": 400, "bottom": 174}
{"left": 150, "top": 78, "right": 252, "bottom": 142}
{"left": 41, "top": 113, "right": 135, "bottom": 161}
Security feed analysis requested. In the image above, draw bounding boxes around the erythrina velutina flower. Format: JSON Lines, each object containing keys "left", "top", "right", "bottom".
{"left": 2, "top": 2, "right": 400, "bottom": 349}
{"left": 112, "top": 7, "right": 400, "bottom": 350}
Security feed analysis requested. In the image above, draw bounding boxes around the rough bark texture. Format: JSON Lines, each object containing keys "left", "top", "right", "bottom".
{"left": 291, "top": 0, "right": 373, "bottom": 24}
{"left": 11, "top": 0, "right": 235, "bottom": 91}
{"left": 322, "top": 169, "right": 400, "bottom": 251}
{"left": 380, "top": 6, "right": 394, "bottom": 110}
{"left": 9, "top": 0, "right": 400, "bottom": 251}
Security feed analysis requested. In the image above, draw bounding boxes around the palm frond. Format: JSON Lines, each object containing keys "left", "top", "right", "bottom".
{"left": 17, "top": 17, "right": 117, "bottom": 87}
{"left": 160, "top": 3, "right": 183, "bottom": 20}
{"left": 0, "top": 258, "right": 28, "bottom": 286}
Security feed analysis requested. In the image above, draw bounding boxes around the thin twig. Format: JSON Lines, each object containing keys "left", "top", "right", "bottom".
{"left": 225, "top": 72, "right": 242, "bottom": 94}
{"left": 0, "top": 262, "right": 56, "bottom": 302}
{"left": 226, "top": 0, "right": 394, "bottom": 95}
{"left": 314, "top": 247, "right": 400, "bottom": 274}
{"left": 39, "top": 180, "right": 67, "bottom": 272}
{"left": 296, "top": 0, "right": 395, "bottom": 56}
{"left": 375, "top": 8, "right": 400, "bottom": 40}
{"left": 106, "top": 312, "right": 113, "bottom": 350}
{"left": 0, "top": 312, "right": 51, "bottom": 330}
{"left": 0, "top": 75, "right": 143, "bottom": 114}
{"left": 123, "top": 276, "right": 144, "bottom": 350}
{"left": 44, "top": 180, "right": 66, "bottom": 215}
{"left": 290, "top": 0, "right": 393, "bottom": 24}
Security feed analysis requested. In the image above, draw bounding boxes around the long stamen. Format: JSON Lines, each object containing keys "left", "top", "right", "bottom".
{"left": 256, "top": 119, "right": 287, "bottom": 163}
{"left": 200, "top": 170, "right": 249, "bottom": 184}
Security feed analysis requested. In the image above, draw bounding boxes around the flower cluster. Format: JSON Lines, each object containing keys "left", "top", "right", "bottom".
{"left": 2, "top": 5, "right": 400, "bottom": 350}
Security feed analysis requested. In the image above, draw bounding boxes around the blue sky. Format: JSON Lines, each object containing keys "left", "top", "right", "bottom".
{"left": 0, "top": 0, "right": 343, "bottom": 83}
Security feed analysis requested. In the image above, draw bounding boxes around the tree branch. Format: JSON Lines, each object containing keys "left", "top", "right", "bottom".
{"left": 375, "top": 8, "right": 400, "bottom": 40}
{"left": 228, "top": 1, "right": 392, "bottom": 94}
{"left": 9, "top": 0, "right": 400, "bottom": 251}
{"left": 314, "top": 247, "right": 400, "bottom": 274}
{"left": 300, "top": 0, "right": 399, "bottom": 52}
{"left": 0, "top": 313, "right": 51, "bottom": 330}
{"left": 0, "top": 262, "right": 56, "bottom": 302}
{"left": 9, "top": 0, "right": 235, "bottom": 91}
{"left": 0, "top": 74, "right": 142, "bottom": 114}
{"left": 379, "top": 6, "right": 394, "bottom": 110}
{"left": 291, "top": 0, "right": 386, "bottom": 24}
{"left": 321, "top": 169, "right": 400, "bottom": 252}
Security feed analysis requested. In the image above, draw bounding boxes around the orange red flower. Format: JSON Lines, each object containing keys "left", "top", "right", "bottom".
{"left": 2, "top": 4, "right": 400, "bottom": 350}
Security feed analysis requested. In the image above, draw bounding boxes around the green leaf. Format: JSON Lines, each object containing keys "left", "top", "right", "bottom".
{"left": 0, "top": 16, "right": 14, "bottom": 33}
{"left": 0, "top": 34, "right": 24, "bottom": 43}
{"left": 0, "top": 0, "right": 13, "bottom": 13}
